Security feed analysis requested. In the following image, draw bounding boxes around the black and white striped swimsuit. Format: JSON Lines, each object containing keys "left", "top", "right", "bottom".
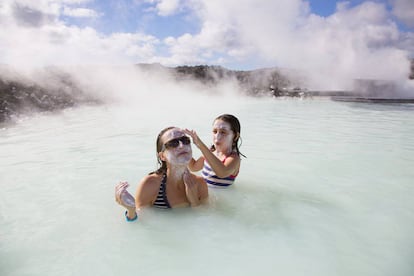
{"left": 153, "top": 173, "right": 171, "bottom": 209}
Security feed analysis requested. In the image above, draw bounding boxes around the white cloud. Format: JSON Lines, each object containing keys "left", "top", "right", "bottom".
{"left": 156, "top": 0, "right": 180, "bottom": 16}
{"left": 0, "top": 0, "right": 99, "bottom": 26}
{"left": 398, "top": 32, "right": 414, "bottom": 55}
{"left": 161, "top": 34, "right": 204, "bottom": 65}
{"left": 0, "top": 0, "right": 160, "bottom": 67}
{"left": 0, "top": 0, "right": 413, "bottom": 90}
{"left": 0, "top": 19, "right": 159, "bottom": 66}
{"left": 62, "top": 7, "right": 99, "bottom": 18}
{"left": 61, "top": 0, "right": 92, "bottom": 3}
{"left": 390, "top": 0, "right": 414, "bottom": 27}
{"left": 5, "top": 0, "right": 60, "bottom": 16}
{"left": 2, "top": 0, "right": 93, "bottom": 17}
{"left": 163, "top": 0, "right": 411, "bottom": 87}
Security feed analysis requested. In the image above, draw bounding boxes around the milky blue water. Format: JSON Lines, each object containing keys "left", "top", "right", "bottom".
{"left": 1, "top": 95, "right": 414, "bottom": 276}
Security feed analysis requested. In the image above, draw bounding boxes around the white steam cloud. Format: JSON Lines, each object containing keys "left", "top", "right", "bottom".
{"left": 0, "top": 0, "right": 413, "bottom": 91}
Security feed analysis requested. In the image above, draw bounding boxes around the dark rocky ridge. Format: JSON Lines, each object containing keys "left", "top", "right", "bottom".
{"left": 1, "top": 61, "right": 413, "bottom": 124}
{"left": 0, "top": 64, "right": 298, "bottom": 124}
{"left": 135, "top": 63, "right": 296, "bottom": 96}
{"left": 411, "top": 59, "right": 414, "bottom": 80}
{"left": 171, "top": 65, "right": 295, "bottom": 96}
{"left": 0, "top": 68, "right": 100, "bottom": 124}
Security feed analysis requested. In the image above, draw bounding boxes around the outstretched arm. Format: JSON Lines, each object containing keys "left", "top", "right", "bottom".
{"left": 115, "top": 175, "right": 158, "bottom": 222}
{"left": 188, "top": 157, "right": 205, "bottom": 172}
{"left": 115, "top": 181, "right": 137, "bottom": 221}
{"left": 185, "top": 129, "right": 240, "bottom": 178}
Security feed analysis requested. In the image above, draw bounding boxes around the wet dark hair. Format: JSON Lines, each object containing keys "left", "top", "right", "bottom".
{"left": 210, "top": 114, "right": 246, "bottom": 158}
{"left": 151, "top": 126, "right": 175, "bottom": 175}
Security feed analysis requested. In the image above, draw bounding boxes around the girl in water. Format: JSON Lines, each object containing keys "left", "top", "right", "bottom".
{"left": 185, "top": 114, "right": 245, "bottom": 187}
{"left": 115, "top": 127, "right": 208, "bottom": 222}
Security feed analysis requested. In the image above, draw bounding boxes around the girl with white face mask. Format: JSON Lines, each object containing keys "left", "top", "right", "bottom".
{"left": 185, "top": 114, "right": 245, "bottom": 187}
{"left": 115, "top": 127, "right": 208, "bottom": 222}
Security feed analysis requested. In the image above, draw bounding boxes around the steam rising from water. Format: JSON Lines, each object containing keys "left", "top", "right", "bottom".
{"left": 0, "top": 64, "right": 243, "bottom": 110}
{"left": 64, "top": 65, "right": 243, "bottom": 110}
{"left": 0, "top": 0, "right": 413, "bottom": 93}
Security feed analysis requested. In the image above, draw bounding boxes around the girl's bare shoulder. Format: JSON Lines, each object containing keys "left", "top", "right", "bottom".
{"left": 139, "top": 173, "right": 163, "bottom": 188}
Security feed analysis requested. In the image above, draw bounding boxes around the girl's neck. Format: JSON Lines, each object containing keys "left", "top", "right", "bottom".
{"left": 166, "top": 164, "right": 187, "bottom": 185}
{"left": 215, "top": 147, "right": 233, "bottom": 158}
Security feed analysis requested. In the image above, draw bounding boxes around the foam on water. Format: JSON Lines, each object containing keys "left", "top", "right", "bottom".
{"left": 1, "top": 95, "right": 414, "bottom": 276}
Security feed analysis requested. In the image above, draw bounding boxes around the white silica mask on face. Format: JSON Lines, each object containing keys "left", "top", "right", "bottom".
{"left": 163, "top": 138, "right": 192, "bottom": 163}
{"left": 212, "top": 120, "right": 234, "bottom": 152}
{"left": 162, "top": 128, "right": 192, "bottom": 165}
{"left": 163, "top": 128, "right": 186, "bottom": 142}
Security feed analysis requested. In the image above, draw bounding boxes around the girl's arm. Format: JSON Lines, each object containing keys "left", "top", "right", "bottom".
{"left": 188, "top": 157, "right": 205, "bottom": 172}
{"left": 185, "top": 129, "right": 240, "bottom": 178}
{"left": 135, "top": 175, "right": 159, "bottom": 208}
{"left": 117, "top": 175, "right": 157, "bottom": 221}
{"left": 115, "top": 181, "right": 137, "bottom": 220}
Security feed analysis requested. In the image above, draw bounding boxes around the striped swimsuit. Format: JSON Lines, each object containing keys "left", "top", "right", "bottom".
{"left": 201, "top": 155, "right": 238, "bottom": 187}
{"left": 153, "top": 173, "right": 171, "bottom": 209}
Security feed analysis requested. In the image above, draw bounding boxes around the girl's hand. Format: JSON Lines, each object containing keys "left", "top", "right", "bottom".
{"left": 183, "top": 170, "right": 200, "bottom": 207}
{"left": 115, "top": 181, "right": 136, "bottom": 209}
{"left": 184, "top": 129, "right": 201, "bottom": 148}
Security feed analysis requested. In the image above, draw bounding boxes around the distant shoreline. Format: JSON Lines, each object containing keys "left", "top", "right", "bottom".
{"left": 1, "top": 63, "right": 413, "bottom": 124}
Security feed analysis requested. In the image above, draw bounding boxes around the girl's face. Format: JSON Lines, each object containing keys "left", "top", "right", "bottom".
{"left": 212, "top": 119, "right": 234, "bottom": 152}
{"left": 161, "top": 128, "right": 192, "bottom": 165}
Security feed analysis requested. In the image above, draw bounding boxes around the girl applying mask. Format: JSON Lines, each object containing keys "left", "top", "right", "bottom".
{"left": 185, "top": 114, "right": 245, "bottom": 187}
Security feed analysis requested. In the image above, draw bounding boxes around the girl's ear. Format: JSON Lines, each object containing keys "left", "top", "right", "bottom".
{"left": 234, "top": 132, "right": 240, "bottom": 141}
{"left": 159, "top": 151, "right": 166, "bottom": 162}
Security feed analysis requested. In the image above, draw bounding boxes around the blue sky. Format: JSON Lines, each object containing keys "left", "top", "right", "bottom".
{"left": 0, "top": 0, "right": 413, "bottom": 75}
{"left": 63, "top": 0, "right": 413, "bottom": 39}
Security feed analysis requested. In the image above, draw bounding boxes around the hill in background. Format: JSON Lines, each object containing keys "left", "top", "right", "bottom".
{"left": 1, "top": 61, "right": 413, "bottom": 124}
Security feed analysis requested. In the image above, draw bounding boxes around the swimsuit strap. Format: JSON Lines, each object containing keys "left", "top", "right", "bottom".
{"left": 153, "top": 173, "right": 171, "bottom": 209}
{"left": 222, "top": 151, "right": 238, "bottom": 162}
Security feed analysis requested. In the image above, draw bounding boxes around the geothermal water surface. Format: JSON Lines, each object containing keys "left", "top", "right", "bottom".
{"left": 1, "top": 94, "right": 414, "bottom": 276}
